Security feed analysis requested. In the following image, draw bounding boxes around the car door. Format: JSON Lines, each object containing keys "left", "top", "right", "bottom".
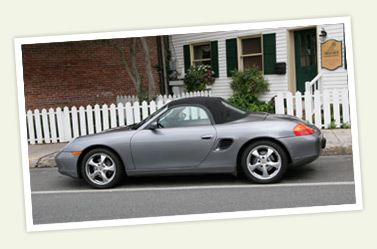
{"left": 130, "top": 105, "right": 217, "bottom": 169}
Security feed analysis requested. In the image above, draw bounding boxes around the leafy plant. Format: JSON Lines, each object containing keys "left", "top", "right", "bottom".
{"left": 184, "top": 65, "right": 215, "bottom": 92}
{"left": 328, "top": 120, "right": 337, "bottom": 129}
{"left": 341, "top": 122, "right": 351, "bottom": 128}
{"left": 228, "top": 67, "right": 274, "bottom": 113}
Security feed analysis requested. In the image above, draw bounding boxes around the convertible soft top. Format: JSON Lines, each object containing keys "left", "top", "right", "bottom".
{"left": 167, "top": 97, "right": 249, "bottom": 124}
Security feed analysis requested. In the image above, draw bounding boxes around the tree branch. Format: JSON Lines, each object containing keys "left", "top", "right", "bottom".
{"left": 103, "top": 40, "right": 138, "bottom": 90}
{"left": 140, "top": 37, "right": 156, "bottom": 98}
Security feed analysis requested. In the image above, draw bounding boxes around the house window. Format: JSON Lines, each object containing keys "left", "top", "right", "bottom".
{"left": 239, "top": 36, "right": 263, "bottom": 71}
{"left": 192, "top": 43, "right": 211, "bottom": 66}
{"left": 184, "top": 41, "right": 219, "bottom": 78}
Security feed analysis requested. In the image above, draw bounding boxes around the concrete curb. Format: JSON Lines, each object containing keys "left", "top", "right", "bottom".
{"left": 322, "top": 146, "right": 352, "bottom": 156}
{"left": 30, "top": 152, "right": 59, "bottom": 168}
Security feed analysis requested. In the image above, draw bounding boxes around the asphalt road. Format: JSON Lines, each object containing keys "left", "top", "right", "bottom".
{"left": 29, "top": 155, "right": 356, "bottom": 225}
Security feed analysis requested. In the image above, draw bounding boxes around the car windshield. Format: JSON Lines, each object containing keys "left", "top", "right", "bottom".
{"left": 132, "top": 105, "right": 168, "bottom": 129}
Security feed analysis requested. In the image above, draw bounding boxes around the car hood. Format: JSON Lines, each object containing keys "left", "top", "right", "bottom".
{"left": 102, "top": 124, "right": 138, "bottom": 133}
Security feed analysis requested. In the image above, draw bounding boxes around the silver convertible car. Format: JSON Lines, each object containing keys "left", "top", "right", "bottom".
{"left": 56, "top": 97, "right": 326, "bottom": 188}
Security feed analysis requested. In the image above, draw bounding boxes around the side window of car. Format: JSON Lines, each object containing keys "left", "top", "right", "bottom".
{"left": 158, "top": 106, "right": 212, "bottom": 128}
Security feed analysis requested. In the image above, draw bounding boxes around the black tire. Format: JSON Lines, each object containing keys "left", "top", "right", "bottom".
{"left": 241, "top": 140, "right": 288, "bottom": 184}
{"left": 81, "top": 148, "right": 124, "bottom": 189}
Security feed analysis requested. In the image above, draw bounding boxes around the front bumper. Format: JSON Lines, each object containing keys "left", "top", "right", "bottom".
{"left": 55, "top": 151, "right": 81, "bottom": 179}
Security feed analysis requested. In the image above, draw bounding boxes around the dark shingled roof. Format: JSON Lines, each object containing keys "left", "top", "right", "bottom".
{"left": 167, "top": 97, "right": 248, "bottom": 124}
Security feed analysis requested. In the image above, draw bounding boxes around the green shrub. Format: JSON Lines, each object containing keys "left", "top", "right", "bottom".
{"left": 184, "top": 65, "right": 215, "bottom": 92}
{"left": 228, "top": 67, "right": 274, "bottom": 113}
{"left": 328, "top": 120, "right": 337, "bottom": 129}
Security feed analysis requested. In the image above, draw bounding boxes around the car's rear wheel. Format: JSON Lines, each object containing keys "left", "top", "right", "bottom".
{"left": 241, "top": 141, "right": 288, "bottom": 184}
{"left": 81, "top": 148, "right": 124, "bottom": 189}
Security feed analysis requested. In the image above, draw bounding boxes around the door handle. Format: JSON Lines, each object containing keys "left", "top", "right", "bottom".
{"left": 201, "top": 134, "right": 214, "bottom": 140}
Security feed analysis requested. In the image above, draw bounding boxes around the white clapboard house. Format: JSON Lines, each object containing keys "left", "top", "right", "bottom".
{"left": 169, "top": 23, "right": 348, "bottom": 102}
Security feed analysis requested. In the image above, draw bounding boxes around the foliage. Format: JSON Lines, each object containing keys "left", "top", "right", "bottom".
{"left": 341, "top": 122, "right": 351, "bottom": 128}
{"left": 229, "top": 93, "right": 275, "bottom": 113}
{"left": 228, "top": 67, "right": 274, "bottom": 113}
{"left": 184, "top": 65, "right": 215, "bottom": 92}
{"left": 328, "top": 120, "right": 337, "bottom": 129}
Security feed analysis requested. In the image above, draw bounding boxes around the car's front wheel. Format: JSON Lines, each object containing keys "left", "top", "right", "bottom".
{"left": 241, "top": 141, "right": 288, "bottom": 184}
{"left": 81, "top": 148, "right": 124, "bottom": 188}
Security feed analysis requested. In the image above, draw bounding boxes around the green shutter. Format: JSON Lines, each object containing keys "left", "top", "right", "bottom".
{"left": 210, "top": 41, "right": 219, "bottom": 78}
{"left": 183, "top": 44, "right": 191, "bottom": 73}
{"left": 263, "top": 33, "right": 276, "bottom": 75}
{"left": 226, "top": 38, "right": 238, "bottom": 77}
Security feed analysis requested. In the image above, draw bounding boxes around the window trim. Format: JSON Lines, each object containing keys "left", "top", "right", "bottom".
{"left": 237, "top": 34, "right": 264, "bottom": 73}
{"left": 190, "top": 41, "right": 212, "bottom": 66}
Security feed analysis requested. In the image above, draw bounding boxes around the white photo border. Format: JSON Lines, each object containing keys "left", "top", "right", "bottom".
{"left": 14, "top": 16, "right": 362, "bottom": 232}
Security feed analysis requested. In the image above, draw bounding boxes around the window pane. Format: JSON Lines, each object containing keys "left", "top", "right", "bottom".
{"left": 158, "top": 106, "right": 211, "bottom": 128}
{"left": 242, "top": 37, "right": 261, "bottom": 55}
{"left": 243, "top": 55, "right": 263, "bottom": 70}
{"left": 194, "top": 44, "right": 211, "bottom": 60}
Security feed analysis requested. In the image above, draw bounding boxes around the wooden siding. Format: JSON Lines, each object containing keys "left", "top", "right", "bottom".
{"left": 170, "top": 24, "right": 348, "bottom": 101}
{"left": 318, "top": 24, "right": 349, "bottom": 90}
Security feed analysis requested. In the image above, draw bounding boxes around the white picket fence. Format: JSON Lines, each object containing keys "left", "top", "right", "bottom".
{"left": 26, "top": 91, "right": 211, "bottom": 144}
{"left": 116, "top": 91, "right": 212, "bottom": 105}
{"left": 274, "top": 88, "right": 350, "bottom": 129}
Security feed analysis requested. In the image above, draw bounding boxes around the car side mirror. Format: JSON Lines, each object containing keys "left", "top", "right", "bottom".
{"left": 150, "top": 121, "right": 158, "bottom": 130}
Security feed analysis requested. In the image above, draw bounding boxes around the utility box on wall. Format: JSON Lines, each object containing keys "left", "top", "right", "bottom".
{"left": 274, "top": 62, "right": 286, "bottom": 75}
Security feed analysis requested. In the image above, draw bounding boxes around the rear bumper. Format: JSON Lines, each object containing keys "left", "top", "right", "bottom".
{"left": 280, "top": 132, "right": 326, "bottom": 167}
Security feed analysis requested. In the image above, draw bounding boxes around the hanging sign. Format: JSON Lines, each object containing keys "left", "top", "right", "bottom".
{"left": 321, "top": 40, "right": 343, "bottom": 70}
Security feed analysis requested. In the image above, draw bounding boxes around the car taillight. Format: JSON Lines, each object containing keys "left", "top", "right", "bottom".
{"left": 293, "top": 123, "right": 315, "bottom": 136}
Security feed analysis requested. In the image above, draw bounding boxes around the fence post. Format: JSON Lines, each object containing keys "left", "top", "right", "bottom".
{"left": 27, "top": 110, "right": 35, "bottom": 144}
{"left": 304, "top": 91, "right": 312, "bottom": 123}
{"left": 34, "top": 109, "right": 43, "bottom": 144}
{"left": 41, "top": 109, "right": 51, "bottom": 143}
{"left": 86, "top": 105, "right": 94, "bottom": 135}
{"left": 94, "top": 105, "right": 102, "bottom": 133}
{"left": 63, "top": 107, "right": 72, "bottom": 141}
{"left": 102, "top": 104, "right": 109, "bottom": 131}
{"left": 150, "top": 101, "right": 156, "bottom": 114}
{"left": 49, "top": 108, "right": 57, "bottom": 143}
{"left": 333, "top": 90, "right": 341, "bottom": 128}
{"left": 117, "top": 103, "right": 125, "bottom": 126}
{"left": 275, "top": 93, "right": 284, "bottom": 114}
{"left": 71, "top": 106, "right": 79, "bottom": 138}
{"left": 286, "top": 92, "right": 293, "bottom": 115}
{"left": 314, "top": 90, "right": 322, "bottom": 128}
{"left": 133, "top": 101, "right": 141, "bottom": 123}
{"left": 110, "top": 104, "right": 117, "bottom": 128}
{"left": 141, "top": 101, "right": 149, "bottom": 120}
{"left": 295, "top": 92, "right": 302, "bottom": 119}
{"left": 157, "top": 100, "right": 164, "bottom": 109}
{"left": 79, "top": 106, "right": 87, "bottom": 136}
{"left": 56, "top": 107, "right": 65, "bottom": 142}
{"left": 342, "top": 89, "right": 350, "bottom": 125}
{"left": 323, "top": 90, "right": 331, "bottom": 128}
{"left": 125, "top": 102, "right": 134, "bottom": 125}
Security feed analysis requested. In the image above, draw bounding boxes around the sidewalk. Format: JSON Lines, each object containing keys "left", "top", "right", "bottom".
{"left": 27, "top": 129, "right": 353, "bottom": 168}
